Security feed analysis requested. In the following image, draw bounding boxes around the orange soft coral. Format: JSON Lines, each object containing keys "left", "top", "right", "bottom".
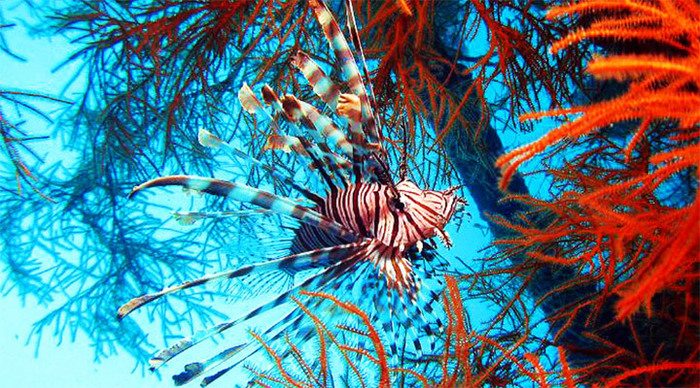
{"left": 251, "top": 277, "right": 580, "bottom": 387}
{"left": 496, "top": 0, "right": 700, "bottom": 320}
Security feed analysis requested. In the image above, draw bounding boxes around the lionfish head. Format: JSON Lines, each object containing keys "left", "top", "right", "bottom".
{"left": 441, "top": 185, "right": 467, "bottom": 220}
{"left": 394, "top": 181, "right": 467, "bottom": 247}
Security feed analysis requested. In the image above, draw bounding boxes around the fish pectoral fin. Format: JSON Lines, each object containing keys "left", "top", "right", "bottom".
{"left": 365, "top": 240, "right": 418, "bottom": 300}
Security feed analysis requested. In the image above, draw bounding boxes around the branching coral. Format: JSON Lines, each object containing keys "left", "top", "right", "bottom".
{"left": 349, "top": 0, "right": 579, "bottom": 182}
{"left": 248, "top": 291, "right": 391, "bottom": 387}
{"left": 56, "top": 0, "right": 317, "bottom": 164}
{"left": 492, "top": 0, "right": 699, "bottom": 385}
{"left": 251, "top": 277, "right": 582, "bottom": 387}
{"left": 496, "top": 0, "right": 699, "bottom": 322}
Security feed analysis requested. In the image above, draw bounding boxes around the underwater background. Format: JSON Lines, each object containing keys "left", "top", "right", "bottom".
{"left": 1, "top": 0, "right": 698, "bottom": 387}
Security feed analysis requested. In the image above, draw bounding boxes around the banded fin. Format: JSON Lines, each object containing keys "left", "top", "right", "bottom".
{"left": 291, "top": 50, "right": 341, "bottom": 110}
{"left": 335, "top": 93, "right": 373, "bottom": 183}
{"left": 344, "top": 0, "right": 384, "bottom": 143}
{"left": 263, "top": 93, "right": 352, "bottom": 187}
{"left": 280, "top": 94, "right": 351, "bottom": 170}
{"left": 238, "top": 83, "right": 265, "bottom": 115}
{"left": 394, "top": 289, "right": 424, "bottom": 358}
{"left": 247, "top": 86, "right": 348, "bottom": 187}
{"left": 238, "top": 84, "right": 286, "bottom": 134}
{"left": 291, "top": 95, "right": 355, "bottom": 159}
{"left": 256, "top": 80, "right": 358, "bottom": 181}
{"left": 238, "top": 86, "right": 348, "bottom": 187}
{"left": 375, "top": 280, "right": 399, "bottom": 356}
{"left": 415, "top": 289, "right": 444, "bottom": 353}
{"left": 281, "top": 93, "right": 303, "bottom": 123}
{"left": 282, "top": 90, "right": 367, "bottom": 183}
{"left": 411, "top": 249, "right": 448, "bottom": 353}
{"left": 308, "top": 0, "right": 381, "bottom": 146}
{"left": 306, "top": 0, "right": 371, "bottom": 184}
{"left": 263, "top": 133, "right": 305, "bottom": 154}
{"left": 307, "top": 0, "right": 400, "bottom": 187}
{"left": 172, "top": 344, "right": 246, "bottom": 386}
{"left": 228, "top": 266, "right": 294, "bottom": 304}
{"left": 197, "top": 311, "right": 311, "bottom": 386}
{"left": 147, "top": 242, "right": 368, "bottom": 369}
{"left": 261, "top": 84, "right": 288, "bottom": 119}
{"left": 172, "top": 209, "right": 271, "bottom": 225}
{"left": 264, "top": 133, "right": 351, "bottom": 171}
{"left": 197, "top": 257, "right": 432, "bottom": 385}
{"left": 337, "top": 93, "right": 362, "bottom": 123}
{"left": 128, "top": 175, "right": 357, "bottom": 241}
{"left": 365, "top": 241, "right": 419, "bottom": 300}
{"left": 117, "top": 243, "right": 362, "bottom": 320}
{"left": 201, "top": 364, "right": 235, "bottom": 387}
{"left": 198, "top": 128, "right": 322, "bottom": 204}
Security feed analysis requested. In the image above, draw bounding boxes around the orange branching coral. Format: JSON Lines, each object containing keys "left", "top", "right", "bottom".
{"left": 58, "top": 0, "right": 312, "bottom": 156}
{"left": 498, "top": 0, "right": 700, "bottom": 184}
{"left": 495, "top": 175, "right": 700, "bottom": 385}
{"left": 251, "top": 277, "right": 572, "bottom": 387}
{"left": 353, "top": 0, "right": 571, "bottom": 154}
{"left": 599, "top": 361, "right": 700, "bottom": 388}
{"left": 301, "top": 290, "right": 391, "bottom": 387}
{"left": 439, "top": 275, "right": 472, "bottom": 386}
{"left": 249, "top": 331, "right": 308, "bottom": 388}
{"left": 574, "top": 318, "right": 700, "bottom": 387}
{"left": 249, "top": 291, "right": 391, "bottom": 387}
{"left": 558, "top": 347, "right": 576, "bottom": 388}
{"left": 424, "top": 276, "right": 581, "bottom": 387}
{"left": 495, "top": 0, "right": 700, "bottom": 320}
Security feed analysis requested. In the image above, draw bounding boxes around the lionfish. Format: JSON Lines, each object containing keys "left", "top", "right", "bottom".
{"left": 118, "top": 0, "right": 465, "bottom": 385}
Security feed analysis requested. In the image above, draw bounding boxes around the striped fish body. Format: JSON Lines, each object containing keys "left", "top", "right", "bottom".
{"left": 291, "top": 180, "right": 463, "bottom": 292}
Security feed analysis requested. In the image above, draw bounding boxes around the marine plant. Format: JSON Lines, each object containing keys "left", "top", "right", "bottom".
{"left": 253, "top": 276, "right": 579, "bottom": 387}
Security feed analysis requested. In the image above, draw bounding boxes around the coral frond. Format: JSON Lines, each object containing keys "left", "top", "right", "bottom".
{"left": 496, "top": 0, "right": 700, "bottom": 321}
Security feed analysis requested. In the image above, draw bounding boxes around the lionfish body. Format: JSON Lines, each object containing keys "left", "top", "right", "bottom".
{"left": 119, "top": 0, "right": 465, "bottom": 385}
{"left": 290, "top": 180, "right": 462, "bottom": 291}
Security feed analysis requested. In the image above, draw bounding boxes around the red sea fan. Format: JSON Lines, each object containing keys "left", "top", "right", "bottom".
{"left": 496, "top": 0, "right": 700, "bottom": 321}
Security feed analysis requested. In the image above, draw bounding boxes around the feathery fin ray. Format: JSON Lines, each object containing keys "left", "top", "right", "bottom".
{"left": 128, "top": 175, "right": 357, "bottom": 241}
{"left": 117, "top": 242, "right": 366, "bottom": 320}
{"left": 147, "top": 244, "right": 368, "bottom": 369}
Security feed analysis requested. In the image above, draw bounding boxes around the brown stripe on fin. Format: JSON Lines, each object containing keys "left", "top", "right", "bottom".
{"left": 291, "top": 50, "right": 341, "bottom": 110}
{"left": 261, "top": 84, "right": 291, "bottom": 121}
{"left": 281, "top": 94, "right": 303, "bottom": 122}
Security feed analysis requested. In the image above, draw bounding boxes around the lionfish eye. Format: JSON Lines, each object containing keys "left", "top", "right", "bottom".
{"left": 391, "top": 197, "right": 405, "bottom": 212}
